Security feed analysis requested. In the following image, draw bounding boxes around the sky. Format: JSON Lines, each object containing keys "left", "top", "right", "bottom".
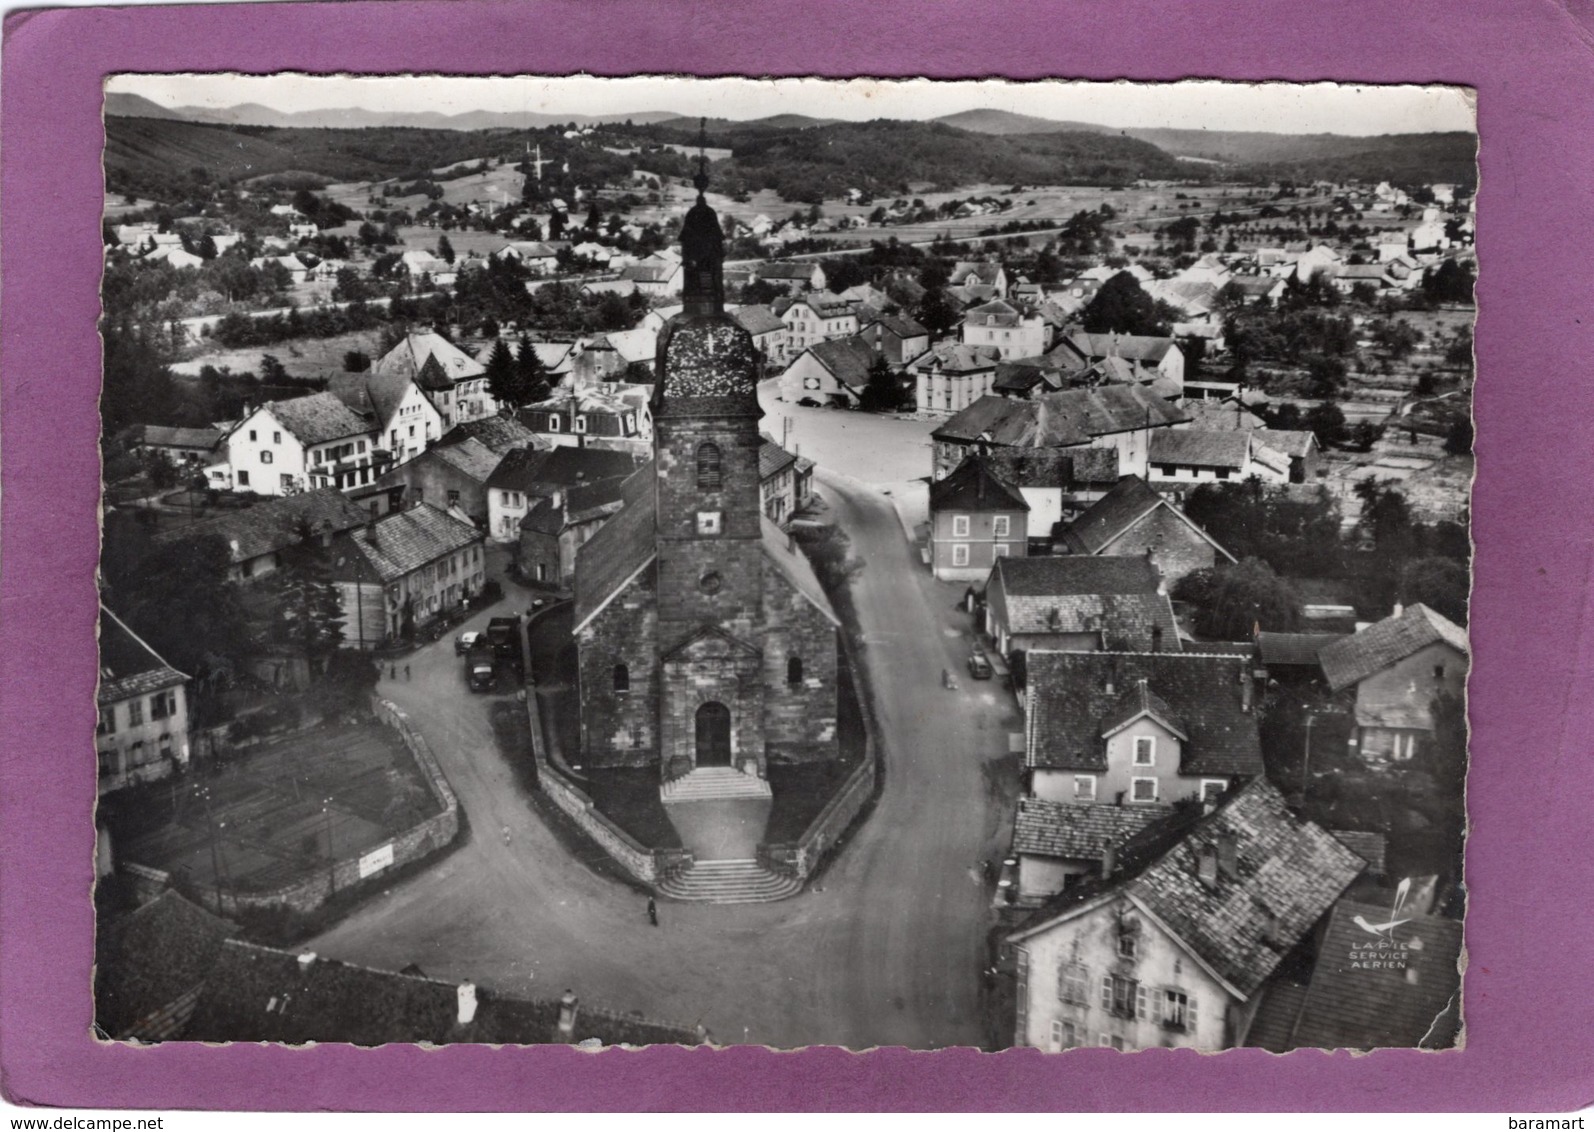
{"left": 106, "top": 75, "right": 1475, "bottom": 135}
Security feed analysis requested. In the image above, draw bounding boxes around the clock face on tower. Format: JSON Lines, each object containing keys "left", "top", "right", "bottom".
{"left": 695, "top": 511, "right": 723, "bottom": 536}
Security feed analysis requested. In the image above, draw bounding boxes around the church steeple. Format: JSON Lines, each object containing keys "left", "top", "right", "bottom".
{"left": 679, "top": 118, "right": 725, "bottom": 318}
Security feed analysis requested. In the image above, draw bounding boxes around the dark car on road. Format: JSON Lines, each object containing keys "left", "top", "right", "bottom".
{"left": 967, "top": 650, "right": 993, "bottom": 680}
{"left": 466, "top": 652, "right": 497, "bottom": 693}
{"left": 455, "top": 630, "right": 483, "bottom": 656}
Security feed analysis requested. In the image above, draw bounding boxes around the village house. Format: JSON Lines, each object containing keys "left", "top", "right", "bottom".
{"left": 328, "top": 368, "right": 444, "bottom": 469}
{"left": 127, "top": 424, "right": 224, "bottom": 469}
{"left": 222, "top": 392, "right": 378, "bottom": 496}
{"left": 1223, "top": 275, "right": 1288, "bottom": 307}
{"left": 1010, "top": 796, "right": 1174, "bottom": 906}
{"left": 1328, "top": 262, "right": 1396, "bottom": 294}
{"left": 492, "top": 240, "right": 559, "bottom": 275}
{"left": 732, "top": 305, "right": 791, "bottom": 368}
{"left": 983, "top": 447, "right": 1123, "bottom": 538}
{"left": 757, "top": 260, "right": 826, "bottom": 294}
{"left": 927, "top": 456, "right": 1031, "bottom": 582}
{"left": 778, "top": 336, "right": 875, "bottom": 406}
{"left": 374, "top": 329, "right": 493, "bottom": 428}
{"left": 961, "top": 299, "right": 1048, "bottom": 361}
{"left": 328, "top": 503, "right": 487, "bottom": 648}
{"left": 948, "top": 261, "right": 1009, "bottom": 297}
{"left": 400, "top": 249, "right": 453, "bottom": 284}
{"left": 155, "top": 488, "right": 372, "bottom": 584}
{"left": 1058, "top": 475, "right": 1236, "bottom": 590}
{"left": 516, "top": 384, "right": 652, "bottom": 455}
{"left": 1254, "top": 630, "right": 1350, "bottom": 687}
{"left": 249, "top": 254, "right": 310, "bottom": 285}
{"left": 778, "top": 295, "right": 860, "bottom": 357}
{"left": 858, "top": 312, "right": 930, "bottom": 368}
{"left": 517, "top": 473, "right": 631, "bottom": 588}
{"left": 96, "top": 606, "right": 191, "bottom": 795}
{"left": 1146, "top": 429, "right": 1292, "bottom": 489}
{"left": 1061, "top": 332, "right": 1185, "bottom": 391}
{"left": 930, "top": 387, "right": 1190, "bottom": 482}
{"left": 1318, "top": 602, "right": 1469, "bottom": 764}
{"left": 93, "top": 890, "right": 236, "bottom": 1042}
{"left": 1246, "top": 897, "right": 1463, "bottom": 1052}
{"left": 984, "top": 556, "right": 1180, "bottom": 659}
{"left": 1006, "top": 779, "right": 1363, "bottom": 1051}
{"left": 619, "top": 260, "right": 683, "bottom": 296}
{"left": 485, "top": 444, "right": 642, "bottom": 542}
{"left": 759, "top": 435, "right": 814, "bottom": 526}
{"left": 909, "top": 342, "right": 1003, "bottom": 416}
{"left": 366, "top": 416, "right": 547, "bottom": 530}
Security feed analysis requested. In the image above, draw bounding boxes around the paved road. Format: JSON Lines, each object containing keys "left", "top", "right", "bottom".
{"left": 309, "top": 474, "right": 1021, "bottom": 1049}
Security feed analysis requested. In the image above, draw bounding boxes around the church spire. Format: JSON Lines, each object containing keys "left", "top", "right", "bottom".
{"left": 680, "top": 116, "right": 725, "bottom": 318}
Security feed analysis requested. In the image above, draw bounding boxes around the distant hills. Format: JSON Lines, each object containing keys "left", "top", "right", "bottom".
{"left": 104, "top": 93, "right": 684, "bottom": 132}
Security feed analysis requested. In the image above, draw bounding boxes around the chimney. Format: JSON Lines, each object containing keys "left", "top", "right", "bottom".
{"left": 1100, "top": 843, "right": 1118, "bottom": 878}
{"left": 1150, "top": 625, "right": 1163, "bottom": 654}
{"left": 1392, "top": 602, "right": 1404, "bottom": 617}
{"left": 1216, "top": 834, "right": 1238, "bottom": 881}
{"left": 1239, "top": 665, "right": 1254, "bottom": 713}
{"left": 457, "top": 981, "right": 478, "bottom": 1026}
{"left": 557, "top": 990, "right": 579, "bottom": 1040}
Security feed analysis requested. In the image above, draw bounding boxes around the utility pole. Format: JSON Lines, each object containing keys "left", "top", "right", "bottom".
{"left": 323, "top": 796, "right": 337, "bottom": 896}
{"left": 1301, "top": 712, "right": 1315, "bottom": 805}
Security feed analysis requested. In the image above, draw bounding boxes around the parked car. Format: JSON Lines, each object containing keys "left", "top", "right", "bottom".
{"left": 967, "top": 650, "right": 993, "bottom": 680}
{"left": 455, "top": 630, "right": 483, "bottom": 656}
{"left": 466, "top": 654, "right": 496, "bottom": 693}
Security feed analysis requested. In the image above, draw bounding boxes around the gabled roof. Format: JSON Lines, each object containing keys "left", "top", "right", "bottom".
{"left": 183, "top": 939, "right": 702, "bottom": 1046}
{"left": 1256, "top": 631, "right": 1347, "bottom": 669}
{"left": 1012, "top": 796, "right": 1176, "bottom": 861}
{"left": 1318, "top": 603, "right": 1469, "bottom": 692}
{"left": 374, "top": 330, "right": 487, "bottom": 384}
{"left": 803, "top": 337, "right": 875, "bottom": 392}
{"left": 1100, "top": 678, "right": 1189, "bottom": 741}
{"left": 1061, "top": 475, "right": 1235, "bottom": 562}
{"left": 519, "top": 476, "right": 629, "bottom": 536}
{"left": 951, "top": 261, "right": 1004, "bottom": 286}
{"left": 436, "top": 415, "right": 543, "bottom": 455}
{"left": 331, "top": 503, "right": 482, "bottom": 583}
{"left": 733, "top": 305, "right": 785, "bottom": 336}
{"left": 620, "top": 262, "right": 679, "bottom": 283}
{"left": 1253, "top": 429, "right": 1319, "bottom": 459}
{"left": 1025, "top": 651, "right": 1261, "bottom": 776}
{"left": 328, "top": 370, "right": 417, "bottom": 428}
{"left": 1149, "top": 429, "right": 1252, "bottom": 470}
{"left": 865, "top": 312, "right": 928, "bottom": 339}
{"left": 962, "top": 299, "right": 1032, "bottom": 329}
{"left": 1179, "top": 400, "right": 1267, "bottom": 431}
{"left": 94, "top": 891, "right": 235, "bottom": 1040}
{"left": 929, "top": 456, "right": 1029, "bottom": 513}
{"left": 907, "top": 341, "right": 1003, "bottom": 375}
{"left": 760, "top": 514, "right": 840, "bottom": 627}
{"left": 154, "top": 488, "right": 370, "bottom": 566}
{"left": 981, "top": 449, "right": 1081, "bottom": 491}
{"left": 993, "top": 553, "right": 1162, "bottom": 598}
{"left": 758, "top": 436, "right": 799, "bottom": 480}
{"left": 933, "top": 388, "right": 1188, "bottom": 449}
{"left": 429, "top": 436, "right": 508, "bottom": 484}
{"left": 97, "top": 606, "right": 187, "bottom": 705}
{"left": 1329, "top": 830, "right": 1388, "bottom": 876}
{"left": 1249, "top": 899, "right": 1462, "bottom": 1051}
{"left": 255, "top": 392, "right": 372, "bottom": 447}
{"left": 1010, "top": 779, "right": 1364, "bottom": 1001}
{"left": 1068, "top": 332, "right": 1178, "bottom": 364}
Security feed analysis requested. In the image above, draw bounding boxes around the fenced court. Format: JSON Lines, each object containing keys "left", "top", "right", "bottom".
{"left": 116, "top": 721, "right": 439, "bottom": 895}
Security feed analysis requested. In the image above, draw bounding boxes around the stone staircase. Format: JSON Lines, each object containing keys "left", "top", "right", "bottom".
{"left": 659, "top": 766, "right": 772, "bottom": 802}
{"left": 655, "top": 858, "right": 803, "bottom": 903}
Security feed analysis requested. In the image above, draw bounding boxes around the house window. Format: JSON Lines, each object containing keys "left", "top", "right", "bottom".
{"left": 261, "top": 450, "right": 274, "bottom": 464}
{"left": 1215, "top": 468, "right": 1231, "bottom": 480}
{"left": 1049, "top": 1020, "right": 1079, "bottom": 1051}
{"left": 575, "top": 416, "right": 589, "bottom": 434}
{"left": 358, "top": 441, "right": 366, "bottom": 454}
{"left": 952, "top": 544, "right": 970, "bottom": 567}
{"left": 238, "top": 470, "right": 250, "bottom": 487}
{"left": 548, "top": 416, "right": 561, "bottom": 432}
{"left": 447, "top": 490, "right": 460, "bottom": 507}
{"left": 1131, "top": 777, "right": 1159, "bottom": 803}
{"left": 97, "top": 707, "right": 115, "bottom": 735}
{"left": 994, "top": 544, "right": 1010, "bottom": 559}
{"left": 1058, "top": 962, "right": 1090, "bottom": 1006}
{"left": 273, "top": 431, "right": 281, "bottom": 444}
{"left": 98, "top": 749, "right": 118, "bottom": 778}
{"left": 1161, "top": 990, "right": 1197, "bottom": 1032}
{"left": 696, "top": 442, "right": 723, "bottom": 491}
{"left": 992, "top": 515, "right": 1010, "bottom": 538}
{"left": 1117, "top": 932, "right": 1139, "bottom": 960}
{"left": 1392, "top": 732, "right": 1417, "bottom": 761}
{"left": 281, "top": 475, "right": 293, "bottom": 491}
{"left": 150, "top": 690, "right": 174, "bottom": 720}
{"left": 1101, "top": 975, "right": 1144, "bottom": 1020}
{"left": 1073, "top": 776, "right": 1096, "bottom": 801}
{"left": 127, "top": 699, "right": 143, "bottom": 727}
{"left": 952, "top": 515, "right": 970, "bottom": 538}
{"left": 1200, "top": 779, "right": 1228, "bottom": 804}
{"left": 613, "top": 664, "right": 629, "bottom": 694}
{"left": 1133, "top": 737, "right": 1155, "bottom": 766}
{"left": 787, "top": 656, "right": 803, "bottom": 688}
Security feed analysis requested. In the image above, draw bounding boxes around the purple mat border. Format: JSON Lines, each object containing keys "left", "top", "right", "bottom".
{"left": 3, "top": 0, "right": 1592, "bottom": 1112}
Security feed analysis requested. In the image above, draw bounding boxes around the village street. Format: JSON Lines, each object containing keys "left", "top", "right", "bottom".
{"left": 308, "top": 468, "right": 1023, "bottom": 1049}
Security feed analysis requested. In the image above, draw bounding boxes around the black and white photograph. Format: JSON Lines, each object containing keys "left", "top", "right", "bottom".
{"left": 92, "top": 75, "right": 1475, "bottom": 1054}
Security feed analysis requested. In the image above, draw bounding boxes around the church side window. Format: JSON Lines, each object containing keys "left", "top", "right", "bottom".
{"left": 787, "top": 656, "right": 803, "bottom": 687}
{"left": 612, "top": 664, "right": 629, "bottom": 694}
{"left": 696, "top": 442, "right": 723, "bottom": 491}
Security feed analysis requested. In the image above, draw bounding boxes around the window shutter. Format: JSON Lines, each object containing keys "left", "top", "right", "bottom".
{"left": 1100, "top": 976, "right": 1112, "bottom": 1011}
{"left": 1050, "top": 1019, "right": 1064, "bottom": 1051}
{"left": 1187, "top": 996, "right": 1197, "bottom": 1033}
{"left": 1135, "top": 984, "right": 1148, "bottom": 1021}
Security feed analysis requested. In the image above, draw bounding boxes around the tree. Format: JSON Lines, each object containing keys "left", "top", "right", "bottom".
{"left": 1422, "top": 258, "right": 1476, "bottom": 305}
{"left": 483, "top": 337, "right": 521, "bottom": 408}
{"left": 1402, "top": 557, "right": 1469, "bottom": 626}
{"left": 1304, "top": 401, "right": 1348, "bottom": 448}
{"left": 260, "top": 354, "right": 289, "bottom": 384}
{"left": 269, "top": 519, "right": 347, "bottom": 676}
{"left": 516, "top": 336, "right": 552, "bottom": 405}
{"left": 436, "top": 234, "right": 456, "bottom": 265}
{"left": 332, "top": 267, "right": 371, "bottom": 303}
{"left": 1195, "top": 558, "right": 1302, "bottom": 640}
{"left": 1081, "top": 271, "right": 1170, "bottom": 337}
{"left": 915, "top": 286, "right": 960, "bottom": 339}
{"left": 342, "top": 350, "right": 371, "bottom": 373}
{"left": 1349, "top": 420, "right": 1380, "bottom": 451}
{"left": 858, "top": 356, "right": 907, "bottom": 413}
{"left": 1443, "top": 416, "right": 1474, "bottom": 456}
{"left": 586, "top": 201, "right": 603, "bottom": 232}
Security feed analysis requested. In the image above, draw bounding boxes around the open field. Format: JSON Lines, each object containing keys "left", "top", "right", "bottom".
{"left": 172, "top": 328, "right": 389, "bottom": 379}
{"left": 108, "top": 721, "right": 438, "bottom": 895}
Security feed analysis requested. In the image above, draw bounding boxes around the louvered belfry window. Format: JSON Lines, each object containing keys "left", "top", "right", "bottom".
{"left": 697, "top": 442, "right": 723, "bottom": 491}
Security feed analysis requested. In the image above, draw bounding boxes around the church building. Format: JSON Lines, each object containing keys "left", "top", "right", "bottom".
{"left": 570, "top": 157, "right": 842, "bottom": 793}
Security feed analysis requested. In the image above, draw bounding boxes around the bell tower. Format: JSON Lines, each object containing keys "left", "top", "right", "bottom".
{"left": 651, "top": 123, "right": 768, "bottom": 780}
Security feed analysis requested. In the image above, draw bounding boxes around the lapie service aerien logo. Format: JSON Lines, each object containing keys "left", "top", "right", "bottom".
{"left": 1348, "top": 877, "right": 1415, "bottom": 970}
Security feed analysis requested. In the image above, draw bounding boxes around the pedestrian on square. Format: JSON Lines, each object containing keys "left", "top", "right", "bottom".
{"left": 647, "top": 896, "right": 658, "bottom": 926}
{"left": 405, "top": 664, "right": 411, "bottom": 681}
{"left": 390, "top": 665, "right": 397, "bottom": 681}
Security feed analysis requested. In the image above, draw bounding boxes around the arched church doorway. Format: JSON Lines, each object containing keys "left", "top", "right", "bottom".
{"left": 695, "top": 702, "right": 732, "bottom": 766}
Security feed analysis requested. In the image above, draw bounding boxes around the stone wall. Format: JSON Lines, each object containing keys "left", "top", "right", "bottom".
{"left": 761, "top": 565, "right": 841, "bottom": 764}
{"left": 577, "top": 565, "right": 659, "bottom": 768}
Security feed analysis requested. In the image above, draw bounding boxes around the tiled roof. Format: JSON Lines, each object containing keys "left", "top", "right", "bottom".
{"left": 1012, "top": 796, "right": 1175, "bottom": 861}
{"left": 952, "top": 261, "right": 1003, "bottom": 286}
{"left": 804, "top": 336, "right": 875, "bottom": 391}
{"left": 621, "top": 263, "right": 678, "bottom": 283}
{"left": 374, "top": 331, "right": 486, "bottom": 384}
{"left": 484, "top": 445, "right": 639, "bottom": 494}
{"left": 991, "top": 362, "right": 1064, "bottom": 396}
{"left": 934, "top": 388, "right": 1187, "bottom": 449}
{"left": 155, "top": 488, "right": 370, "bottom": 566}
{"left": 1149, "top": 429, "right": 1252, "bottom": 470}
{"left": 761, "top": 515, "right": 840, "bottom": 627}
{"left": 262, "top": 392, "right": 372, "bottom": 447}
{"left": 436, "top": 415, "right": 544, "bottom": 455}
{"left": 1180, "top": 400, "right": 1266, "bottom": 430}
{"left": 733, "top": 305, "right": 785, "bottom": 336}
{"left": 430, "top": 437, "right": 508, "bottom": 483}
{"left": 1101, "top": 679, "right": 1189, "bottom": 740}
{"left": 1013, "top": 779, "right": 1363, "bottom": 1000}
{"left": 334, "top": 504, "right": 482, "bottom": 582}
{"left": 327, "top": 370, "right": 412, "bottom": 428}
{"left": 963, "top": 299, "right": 1032, "bottom": 329}
{"left": 867, "top": 312, "right": 927, "bottom": 339}
{"left": 982, "top": 449, "right": 1080, "bottom": 490}
{"left": 95, "top": 891, "right": 235, "bottom": 1040}
{"left": 1319, "top": 603, "right": 1469, "bottom": 692}
{"left": 183, "top": 940, "right": 702, "bottom": 1046}
{"left": 1068, "top": 332, "right": 1177, "bottom": 364}
{"left": 1228, "top": 276, "right": 1283, "bottom": 296}
{"left": 1330, "top": 830, "right": 1388, "bottom": 875}
{"left": 1256, "top": 631, "right": 1346, "bottom": 669}
{"left": 97, "top": 606, "right": 187, "bottom": 705}
{"left": 1061, "top": 475, "right": 1234, "bottom": 561}
{"left": 572, "top": 465, "right": 657, "bottom": 628}
{"left": 136, "top": 424, "right": 224, "bottom": 451}
{"left": 1250, "top": 899, "right": 1462, "bottom": 1050}
{"left": 520, "top": 476, "right": 629, "bottom": 536}
{"left": 415, "top": 354, "right": 453, "bottom": 392}
{"left": 907, "top": 341, "right": 1003, "bottom": 375}
{"left": 929, "top": 456, "right": 1029, "bottom": 513}
{"left": 1026, "top": 651, "right": 1262, "bottom": 776}
{"left": 993, "top": 553, "right": 1162, "bottom": 598}
{"left": 758, "top": 436, "right": 799, "bottom": 480}
{"left": 1253, "top": 429, "right": 1318, "bottom": 459}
